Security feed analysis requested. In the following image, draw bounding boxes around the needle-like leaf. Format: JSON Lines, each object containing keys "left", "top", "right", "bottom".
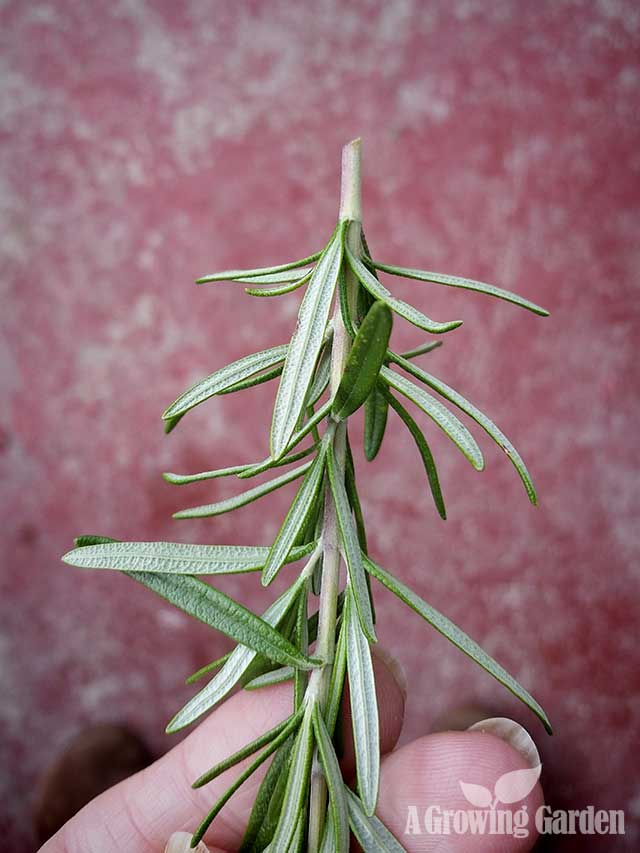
{"left": 167, "top": 577, "right": 308, "bottom": 732}
{"left": 345, "top": 787, "right": 407, "bottom": 851}
{"left": 399, "top": 340, "right": 443, "bottom": 360}
{"left": 345, "top": 592, "right": 379, "bottom": 815}
{"left": 163, "top": 344, "right": 288, "bottom": 422}
{"left": 325, "top": 615, "right": 348, "bottom": 737}
{"left": 312, "top": 704, "right": 350, "bottom": 853}
{"left": 364, "top": 555, "right": 553, "bottom": 734}
{"left": 236, "top": 267, "right": 314, "bottom": 284}
{"left": 327, "top": 445, "right": 376, "bottom": 642}
{"left": 245, "top": 270, "right": 313, "bottom": 297}
{"left": 172, "top": 460, "right": 312, "bottom": 519}
{"left": 218, "top": 363, "right": 284, "bottom": 395}
{"left": 332, "top": 301, "right": 393, "bottom": 421}
{"left": 236, "top": 443, "right": 318, "bottom": 481}
{"left": 384, "top": 388, "right": 446, "bottom": 519}
{"left": 196, "top": 252, "right": 321, "bottom": 283}
{"left": 380, "top": 366, "right": 484, "bottom": 471}
{"left": 243, "top": 665, "right": 294, "bottom": 690}
{"left": 262, "top": 440, "right": 329, "bottom": 586}
{"left": 63, "top": 540, "right": 315, "bottom": 575}
{"left": 269, "top": 707, "right": 316, "bottom": 851}
{"left": 388, "top": 352, "right": 538, "bottom": 504}
{"left": 240, "top": 736, "right": 293, "bottom": 851}
{"left": 370, "top": 260, "right": 549, "bottom": 317}
{"left": 363, "top": 383, "right": 389, "bottom": 461}
{"left": 344, "top": 242, "right": 462, "bottom": 334}
{"left": 185, "top": 653, "right": 231, "bottom": 685}
{"left": 271, "top": 227, "right": 344, "bottom": 458}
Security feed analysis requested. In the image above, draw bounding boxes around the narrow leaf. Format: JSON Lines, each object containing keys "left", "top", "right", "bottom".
{"left": 185, "top": 653, "right": 231, "bottom": 684}
{"left": 237, "top": 267, "right": 314, "bottom": 284}
{"left": 364, "top": 555, "right": 553, "bottom": 734}
{"left": 399, "top": 340, "right": 443, "bottom": 360}
{"left": 293, "top": 586, "right": 309, "bottom": 709}
{"left": 196, "top": 252, "right": 320, "bottom": 283}
{"left": 345, "top": 593, "right": 380, "bottom": 815}
{"left": 236, "top": 443, "right": 317, "bottom": 481}
{"left": 312, "top": 704, "right": 350, "bottom": 853}
{"left": 371, "top": 260, "right": 549, "bottom": 317}
{"left": 345, "top": 787, "right": 407, "bottom": 852}
{"left": 307, "top": 342, "right": 332, "bottom": 407}
{"left": 262, "top": 440, "right": 329, "bottom": 586}
{"left": 380, "top": 366, "right": 484, "bottom": 471}
{"left": 269, "top": 708, "right": 315, "bottom": 851}
{"left": 384, "top": 389, "right": 446, "bottom": 519}
{"left": 240, "top": 736, "right": 293, "bottom": 851}
{"left": 244, "top": 666, "right": 294, "bottom": 690}
{"left": 345, "top": 243, "right": 462, "bottom": 334}
{"left": 327, "top": 445, "right": 376, "bottom": 642}
{"left": 389, "top": 352, "right": 537, "bottom": 504}
{"left": 271, "top": 227, "right": 344, "bottom": 458}
{"left": 63, "top": 540, "right": 315, "bottom": 576}
{"left": 193, "top": 710, "right": 301, "bottom": 788}
{"left": 245, "top": 270, "right": 312, "bottom": 297}
{"left": 363, "top": 383, "right": 389, "bottom": 462}
{"left": 167, "top": 578, "right": 308, "bottom": 732}
{"left": 218, "top": 363, "right": 284, "bottom": 395}
{"left": 163, "top": 344, "right": 287, "bottom": 422}
{"left": 325, "top": 614, "right": 348, "bottom": 737}
{"left": 172, "top": 460, "right": 312, "bottom": 520}
{"left": 164, "top": 462, "right": 250, "bottom": 485}
{"left": 332, "top": 301, "right": 393, "bottom": 420}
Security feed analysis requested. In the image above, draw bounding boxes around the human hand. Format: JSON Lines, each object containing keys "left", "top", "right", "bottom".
{"left": 40, "top": 651, "right": 543, "bottom": 852}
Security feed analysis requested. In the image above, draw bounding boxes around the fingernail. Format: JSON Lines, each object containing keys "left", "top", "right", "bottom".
{"left": 467, "top": 717, "right": 540, "bottom": 769}
{"left": 374, "top": 646, "right": 408, "bottom": 700}
{"left": 165, "top": 831, "right": 210, "bottom": 853}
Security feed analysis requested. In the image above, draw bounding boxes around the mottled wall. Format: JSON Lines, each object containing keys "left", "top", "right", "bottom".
{"left": 1, "top": 1, "right": 639, "bottom": 850}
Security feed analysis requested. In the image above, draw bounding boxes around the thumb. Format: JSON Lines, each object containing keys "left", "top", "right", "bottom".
{"left": 376, "top": 717, "right": 544, "bottom": 852}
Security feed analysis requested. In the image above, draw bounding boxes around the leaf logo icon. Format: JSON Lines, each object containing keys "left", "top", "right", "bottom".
{"left": 459, "top": 781, "right": 493, "bottom": 808}
{"left": 493, "top": 764, "right": 542, "bottom": 805}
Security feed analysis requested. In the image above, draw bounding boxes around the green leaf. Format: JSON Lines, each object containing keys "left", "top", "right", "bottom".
{"left": 236, "top": 443, "right": 318, "bottom": 481}
{"left": 344, "top": 243, "right": 462, "bottom": 334}
{"left": 218, "top": 363, "right": 284, "bottom": 395}
{"left": 345, "top": 438, "right": 368, "bottom": 554}
{"left": 325, "top": 614, "right": 348, "bottom": 737}
{"left": 380, "top": 366, "right": 484, "bottom": 471}
{"left": 327, "top": 445, "right": 376, "bottom": 642}
{"left": 237, "top": 268, "right": 314, "bottom": 285}
{"left": 167, "top": 578, "right": 308, "bottom": 732}
{"left": 127, "top": 573, "right": 317, "bottom": 680}
{"left": 345, "top": 787, "right": 407, "bottom": 852}
{"left": 190, "top": 711, "right": 304, "bottom": 846}
{"left": 312, "top": 704, "right": 350, "bottom": 853}
{"left": 364, "top": 555, "right": 553, "bottom": 734}
{"left": 271, "top": 226, "right": 344, "bottom": 459}
{"left": 269, "top": 707, "right": 315, "bottom": 851}
{"left": 345, "top": 592, "right": 379, "bottom": 815}
{"left": 63, "top": 541, "right": 316, "bottom": 576}
{"left": 240, "top": 736, "right": 293, "bottom": 851}
{"left": 293, "top": 586, "right": 309, "bottom": 709}
{"left": 164, "top": 413, "right": 184, "bottom": 434}
{"left": 370, "top": 260, "right": 550, "bottom": 317}
{"left": 332, "top": 301, "right": 393, "bottom": 421}
{"left": 196, "top": 253, "right": 320, "bottom": 284}
{"left": 262, "top": 440, "right": 329, "bottom": 586}
{"left": 243, "top": 665, "right": 294, "bottom": 690}
{"left": 384, "top": 389, "right": 446, "bottom": 520}
{"left": 389, "top": 352, "right": 538, "bottom": 504}
{"left": 163, "top": 344, "right": 288, "bottom": 422}
{"left": 245, "top": 270, "right": 313, "bottom": 297}
{"left": 164, "top": 462, "right": 251, "bottom": 485}
{"left": 399, "top": 340, "right": 443, "bottom": 360}
{"left": 307, "top": 343, "right": 332, "bottom": 407}
{"left": 363, "top": 383, "right": 389, "bottom": 462}
{"left": 193, "top": 709, "right": 302, "bottom": 788}
{"left": 185, "top": 652, "right": 231, "bottom": 684}
{"left": 172, "top": 460, "right": 312, "bottom": 519}
{"left": 337, "top": 265, "right": 357, "bottom": 338}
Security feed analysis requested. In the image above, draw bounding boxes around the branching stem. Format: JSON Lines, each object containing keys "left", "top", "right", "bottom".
{"left": 306, "top": 138, "right": 362, "bottom": 852}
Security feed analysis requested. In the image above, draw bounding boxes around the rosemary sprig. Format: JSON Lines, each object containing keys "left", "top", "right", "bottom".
{"left": 62, "top": 138, "right": 551, "bottom": 851}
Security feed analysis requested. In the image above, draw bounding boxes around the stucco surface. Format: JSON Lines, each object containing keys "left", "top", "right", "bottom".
{"left": 1, "top": 1, "right": 639, "bottom": 850}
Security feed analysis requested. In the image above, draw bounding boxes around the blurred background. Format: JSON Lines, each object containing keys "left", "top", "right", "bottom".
{"left": 1, "top": 1, "right": 639, "bottom": 850}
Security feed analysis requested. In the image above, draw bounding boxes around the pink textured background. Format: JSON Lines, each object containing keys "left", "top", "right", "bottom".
{"left": 1, "top": 1, "right": 639, "bottom": 850}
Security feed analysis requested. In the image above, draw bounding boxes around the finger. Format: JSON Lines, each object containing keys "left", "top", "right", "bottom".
{"left": 375, "top": 719, "right": 543, "bottom": 852}
{"left": 41, "top": 651, "right": 405, "bottom": 853}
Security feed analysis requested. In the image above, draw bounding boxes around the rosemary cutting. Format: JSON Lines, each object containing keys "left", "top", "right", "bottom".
{"left": 63, "top": 138, "right": 551, "bottom": 852}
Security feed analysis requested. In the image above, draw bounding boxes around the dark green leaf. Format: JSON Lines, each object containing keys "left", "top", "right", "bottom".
{"left": 312, "top": 704, "right": 350, "bottom": 852}
{"left": 371, "top": 260, "right": 549, "bottom": 317}
{"left": 185, "top": 653, "right": 231, "bottom": 685}
{"left": 243, "top": 665, "right": 294, "bottom": 690}
{"left": 172, "top": 460, "right": 312, "bottom": 519}
{"left": 345, "top": 243, "right": 462, "bottom": 334}
{"left": 240, "top": 736, "right": 293, "bottom": 851}
{"left": 269, "top": 708, "right": 315, "bottom": 850}
{"left": 380, "top": 366, "right": 484, "bottom": 471}
{"left": 245, "top": 269, "right": 313, "bottom": 297}
{"left": 389, "top": 352, "right": 538, "bottom": 504}
{"left": 384, "top": 389, "right": 446, "bottom": 520}
{"left": 399, "top": 340, "right": 443, "bottom": 360}
{"left": 271, "top": 226, "right": 344, "bottom": 458}
{"left": 364, "top": 555, "right": 553, "bottom": 734}
{"left": 363, "top": 383, "right": 389, "bottom": 461}
{"left": 236, "top": 443, "right": 318, "bottom": 481}
{"left": 163, "top": 344, "right": 288, "bottom": 422}
{"left": 218, "top": 363, "right": 284, "bottom": 395}
{"left": 196, "top": 252, "right": 320, "bottom": 284}
{"left": 332, "top": 302, "right": 393, "bottom": 421}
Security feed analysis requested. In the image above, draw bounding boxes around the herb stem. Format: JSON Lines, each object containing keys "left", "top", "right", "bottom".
{"left": 307, "top": 138, "right": 362, "bottom": 852}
